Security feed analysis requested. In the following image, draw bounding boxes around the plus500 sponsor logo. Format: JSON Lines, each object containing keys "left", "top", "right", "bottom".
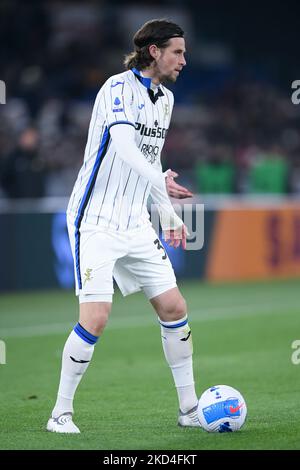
{"left": 135, "top": 122, "right": 167, "bottom": 139}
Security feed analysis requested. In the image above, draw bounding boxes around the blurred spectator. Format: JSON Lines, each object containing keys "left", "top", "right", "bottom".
{"left": 195, "top": 144, "right": 235, "bottom": 194}
{"left": 1, "top": 127, "right": 46, "bottom": 198}
{"left": 1, "top": 1, "right": 300, "bottom": 198}
{"left": 247, "top": 145, "right": 289, "bottom": 194}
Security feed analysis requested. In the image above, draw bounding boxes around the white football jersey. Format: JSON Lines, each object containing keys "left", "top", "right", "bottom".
{"left": 67, "top": 68, "right": 174, "bottom": 231}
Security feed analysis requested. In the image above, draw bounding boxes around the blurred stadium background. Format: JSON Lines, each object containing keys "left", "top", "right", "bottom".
{"left": 1, "top": 0, "right": 300, "bottom": 288}
{"left": 1, "top": 0, "right": 300, "bottom": 451}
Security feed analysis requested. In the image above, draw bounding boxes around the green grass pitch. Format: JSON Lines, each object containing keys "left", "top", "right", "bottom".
{"left": 0, "top": 279, "right": 300, "bottom": 450}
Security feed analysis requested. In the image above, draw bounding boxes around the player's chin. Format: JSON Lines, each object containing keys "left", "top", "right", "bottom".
{"left": 169, "top": 73, "right": 179, "bottom": 83}
{"left": 164, "top": 72, "right": 178, "bottom": 83}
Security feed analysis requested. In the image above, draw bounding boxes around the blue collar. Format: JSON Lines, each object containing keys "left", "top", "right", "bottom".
{"left": 131, "top": 68, "right": 165, "bottom": 104}
{"left": 131, "top": 68, "right": 152, "bottom": 90}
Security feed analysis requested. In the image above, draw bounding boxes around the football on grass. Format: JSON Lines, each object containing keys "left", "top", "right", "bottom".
{"left": 197, "top": 385, "right": 247, "bottom": 432}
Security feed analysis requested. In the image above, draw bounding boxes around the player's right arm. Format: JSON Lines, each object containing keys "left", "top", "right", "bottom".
{"left": 109, "top": 124, "right": 166, "bottom": 191}
{"left": 109, "top": 115, "right": 188, "bottom": 248}
{"left": 100, "top": 76, "right": 166, "bottom": 191}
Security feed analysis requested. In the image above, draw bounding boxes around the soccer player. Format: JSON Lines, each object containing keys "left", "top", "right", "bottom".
{"left": 47, "top": 19, "right": 200, "bottom": 433}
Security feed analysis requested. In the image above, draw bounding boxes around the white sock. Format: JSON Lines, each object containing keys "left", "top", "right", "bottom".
{"left": 160, "top": 315, "right": 198, "bottom": 413}
{"left": 51, "top": 323, "right": 99, "bottom": 418}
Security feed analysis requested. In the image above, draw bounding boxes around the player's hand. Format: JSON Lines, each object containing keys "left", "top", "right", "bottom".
{"left": 165, "top": 170, "right": 193, "bottom": 199}
{"left": 163, "top": 224, "right": 188, "bottom": 250}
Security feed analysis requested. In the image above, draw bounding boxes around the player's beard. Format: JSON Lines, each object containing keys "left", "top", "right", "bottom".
{"left": 152, "top": 61, "right": 180, "bottom": 84}
{"left": 159, "top": 71, "right": 178, "bottom": 84}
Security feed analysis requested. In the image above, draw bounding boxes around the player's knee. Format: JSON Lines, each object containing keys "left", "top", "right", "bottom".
{"left": 159, "top": 295, "right": 187, "bottom": 321}
{"left": 80, "top": 302, "right": 111, "bottom": 336}
{"left": 174, "top": 296, "right": 187, "bottom": 318}
{"left": 88, "top": 313, "right": 109, "bottom": 336}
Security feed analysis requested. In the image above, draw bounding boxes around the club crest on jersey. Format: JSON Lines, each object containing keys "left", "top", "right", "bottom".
{"left": 113, "top": 97, "right": 124, "bottom": 113}
{"left": 164, "top": 104, "right": 169, "bottom": 117}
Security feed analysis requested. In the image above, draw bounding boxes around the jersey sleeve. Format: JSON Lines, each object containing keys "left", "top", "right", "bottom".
{"left": 101, "top": 77, "right": 135, "bottom": 130}
{"left": 109, "top": 124, "right": 166, "bottom": 191}
{"left": 150, "top": 180, "right": 184, "bottom": 231}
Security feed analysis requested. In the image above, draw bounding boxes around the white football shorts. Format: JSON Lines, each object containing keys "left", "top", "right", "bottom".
{"left": 67, "top": 214, "right": 177, "bottom": 303}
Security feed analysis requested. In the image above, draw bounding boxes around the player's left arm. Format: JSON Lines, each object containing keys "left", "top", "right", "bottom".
{"left": 150, "top": 89, "right": 189, "bottom": 248}
{"left": 162, "top": 93, "right": 193, "bottom": 199}
{"left": 150, "top": 179, "right": 189, "bottom": 250}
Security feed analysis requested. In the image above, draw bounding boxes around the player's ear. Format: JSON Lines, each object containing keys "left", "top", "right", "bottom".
{"left": 148, "top": 44, "right": 161, "bottom": 61}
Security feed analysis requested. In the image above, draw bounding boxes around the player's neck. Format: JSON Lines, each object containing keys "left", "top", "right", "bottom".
{"left": 140, "top": 68, "right": 160, "bottom": 86}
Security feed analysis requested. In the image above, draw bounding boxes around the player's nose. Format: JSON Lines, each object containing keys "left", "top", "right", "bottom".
{"left": 180, "top": 55, "right": 186, "bottom": 67}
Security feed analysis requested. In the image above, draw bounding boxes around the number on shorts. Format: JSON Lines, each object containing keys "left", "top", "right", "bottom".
{"left": 154, "top": 238, "right": 167, "bottom": 260}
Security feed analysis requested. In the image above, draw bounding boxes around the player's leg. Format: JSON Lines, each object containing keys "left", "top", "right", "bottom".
{"left": 47, "top": 217, "right": 122, "bottom": 433}
{"left": 47, "top": 300, "right": 111, "bottom": 433}
{"left": 114, "top": 226, "right": 200, "bottom": 426}
{"left": 150, "top": 287, "right": 200, "bottom": 427}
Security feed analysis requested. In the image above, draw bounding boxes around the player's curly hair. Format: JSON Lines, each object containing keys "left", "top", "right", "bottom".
{"left": 124, "top": 19, "right": 184, "bottom": 70}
